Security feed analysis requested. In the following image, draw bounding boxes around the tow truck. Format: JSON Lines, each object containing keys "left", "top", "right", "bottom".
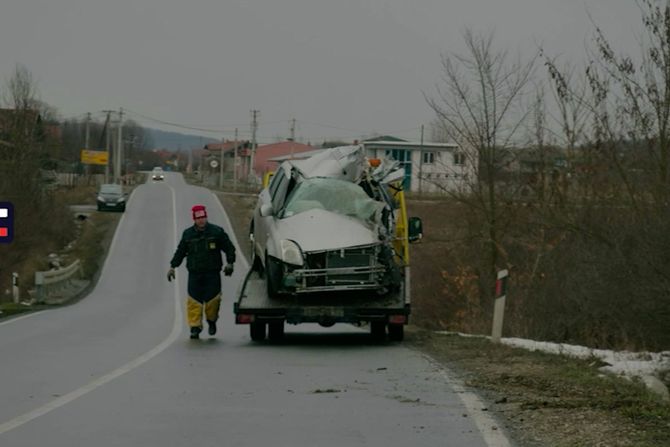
{"left": 233, "top": 146, "right": 422, "bottom": 342}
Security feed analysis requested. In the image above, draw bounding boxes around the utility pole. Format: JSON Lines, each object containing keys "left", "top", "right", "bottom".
{"left": 85, "top": 112, "right": 91, "bottom": 149}
{"left": 233, "top": 128, "right": 238, "bottom": 191}
{"left": 103, "top": 111, "right": 112, "bottom": 183}
{"left": 116, "top": 108, "right": 124, "bottom": 184}
{"left": 219, "top": 136, "right": 225, "bottom": 189}
{"left": 289, "top": 118, "right": 295, "bottom": 142}
{"left": 249, "top": 110, "right": 259, "bottom": 183}
{"left": 418, "top": 124, "right": 424, "bottom": 194}
{"left": 84, "top": 112, "right": 91, "bottom": 182}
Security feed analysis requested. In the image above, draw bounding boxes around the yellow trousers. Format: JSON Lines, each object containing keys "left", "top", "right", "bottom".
{"left": 187, "top": 295, "right": 221, "bottom": 328}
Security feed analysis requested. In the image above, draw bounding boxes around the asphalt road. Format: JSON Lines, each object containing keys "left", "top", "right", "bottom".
{"left": 0, "top": 173, "right": 511, "bottom": 447}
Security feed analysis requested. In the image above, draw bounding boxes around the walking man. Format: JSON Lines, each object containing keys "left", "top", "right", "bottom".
{"left": 168, "top": 204, "right": 236, "bottom": 339}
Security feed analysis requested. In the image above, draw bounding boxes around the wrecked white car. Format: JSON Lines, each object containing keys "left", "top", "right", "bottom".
{"left": 250, "top": 145, "right": 419, "bottom": 297}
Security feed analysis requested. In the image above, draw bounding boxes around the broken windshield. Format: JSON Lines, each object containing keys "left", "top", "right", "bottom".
{"left": 281, "top": 177, "right": 384, "bottom": 224}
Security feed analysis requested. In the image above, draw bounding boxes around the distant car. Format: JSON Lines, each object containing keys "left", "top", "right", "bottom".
{"left": 96, "top": 183, "right": 126, "bottom": 212}
{"left": 151, "top": 167, "right": 165, "bottom": 181}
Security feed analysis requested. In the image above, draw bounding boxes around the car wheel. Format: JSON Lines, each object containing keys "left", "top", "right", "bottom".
{"left": 249, "top": 222, "right": 264, "bottom": 275}
{"left": 265, "top": 253, "right": 282, "bottom": 298}
{"left": 252, "top": 251, "right": 264, "bottom": 275}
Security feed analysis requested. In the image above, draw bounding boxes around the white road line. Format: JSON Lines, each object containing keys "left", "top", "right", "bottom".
{"left": 0, "top": 186, "right": 183, "bottom": 435}
{"left": 420, "top": 353, "right": 512, "bottom": 447}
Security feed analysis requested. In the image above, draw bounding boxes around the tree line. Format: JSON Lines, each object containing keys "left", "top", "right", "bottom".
{"left": 423, "top": 0, "right": 670, "bottom": 350}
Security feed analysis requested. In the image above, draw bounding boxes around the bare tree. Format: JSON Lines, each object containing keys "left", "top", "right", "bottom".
{"left": 425, "top": 29, "right": 537, "bottom": 294}
{"left": 584, "top": 0, "right": 670, "bottom": 204}
{"left": 0, "top": 64, "right": 44, "bottom": 201}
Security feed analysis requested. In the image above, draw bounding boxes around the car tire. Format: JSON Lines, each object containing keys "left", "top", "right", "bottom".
{"left": 249, "top": 222, "right": 264, "bottom": 275}
{"left": 252, "top": 251, "right": 264, "bottom": 275}
{"left": 265, "top": 253, "right": 282, "bottom": 298}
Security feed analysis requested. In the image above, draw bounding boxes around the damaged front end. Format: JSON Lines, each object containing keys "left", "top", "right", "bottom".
{"left": 280, "top": 242, "right": 402, "bottom": 295}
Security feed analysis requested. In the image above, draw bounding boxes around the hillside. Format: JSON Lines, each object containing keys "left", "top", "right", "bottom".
{"left": 147, "top": 128, "right": 217, "bottom": 151}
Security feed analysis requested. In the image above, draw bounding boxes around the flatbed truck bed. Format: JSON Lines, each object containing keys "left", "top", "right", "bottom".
{"left": 234, "top": 268, "right": 410, "bottom": 342}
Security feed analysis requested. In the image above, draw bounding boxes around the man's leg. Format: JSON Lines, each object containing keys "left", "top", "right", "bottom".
{"left": 204, "top": 294, "right": 222, "bottom": 335}
{"left": 187, "top": 296, "right": 204, "bottom": 339}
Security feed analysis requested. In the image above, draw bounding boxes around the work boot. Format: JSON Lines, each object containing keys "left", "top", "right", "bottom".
{"left": 207, "top": 320, "right": 217, "bottom": 336}
{"left": 190, "top": 326, "right": 202, "bottom": 339}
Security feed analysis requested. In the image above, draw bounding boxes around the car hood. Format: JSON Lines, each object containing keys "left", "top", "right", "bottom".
{"left": 274, "top": 209, "right": 378, "bottom": 252}
{"left": 99, "top": 193, "right": 123, "bottom": 200}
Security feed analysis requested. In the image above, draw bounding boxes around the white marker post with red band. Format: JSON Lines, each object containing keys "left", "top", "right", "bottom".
{"left": 491, "top": 269, "right": 509, "bottom": 343}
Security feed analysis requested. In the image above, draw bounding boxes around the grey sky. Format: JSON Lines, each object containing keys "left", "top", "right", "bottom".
{"left": 0, "top": 0, "right": 642, "bottom": 145}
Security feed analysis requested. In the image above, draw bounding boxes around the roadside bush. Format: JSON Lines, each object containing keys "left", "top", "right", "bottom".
{"left": 408, "top": 197, "right": 670, "bottom": 351}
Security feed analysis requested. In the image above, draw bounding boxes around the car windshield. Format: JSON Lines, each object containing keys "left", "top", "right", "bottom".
{"left": 281, "top": 177, "right": 384, "bottom": 223}
{"left": 100, "top": 184, "right": 122, "bottom": 194}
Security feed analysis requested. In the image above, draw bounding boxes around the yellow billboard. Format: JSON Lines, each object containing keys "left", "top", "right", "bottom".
{"left": 80, "top": 150, "right": 108, "bottom": 165}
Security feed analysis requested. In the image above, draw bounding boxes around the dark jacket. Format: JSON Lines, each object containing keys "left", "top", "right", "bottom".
{"left": 170, "top": 222, "right": 236, "bottom": 273}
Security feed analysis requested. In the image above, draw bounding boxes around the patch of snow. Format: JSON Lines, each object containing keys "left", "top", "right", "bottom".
{"left": 501, "top": 337, "right": 670, "bottom": 377}
{"left": 437, "top": 331, "right": 670, "bottom": 399}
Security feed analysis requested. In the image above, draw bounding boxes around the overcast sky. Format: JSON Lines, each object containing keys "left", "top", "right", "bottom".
{"left": 0, "top": 0, "right": 643, "bottom": 145}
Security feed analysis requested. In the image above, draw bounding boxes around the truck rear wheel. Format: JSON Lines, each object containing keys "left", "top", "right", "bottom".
{"left": 268, "top": 321, "right": 285, "bottom": 340}
{"left": 388, "top": 324, "right": 404, "bottom": 342}
{"left": 370, "top": 321, "right": 386, "bottom": 342}
{"left": 250, "top": 322, "right": 266, "bottom": 341}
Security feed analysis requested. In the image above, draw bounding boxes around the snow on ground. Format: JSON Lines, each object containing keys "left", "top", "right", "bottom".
{"left": 501, "top": 337, "right": 670, "bottom": 378}
{"left": 438, "top": 331, "right": 670, "bottom": 399}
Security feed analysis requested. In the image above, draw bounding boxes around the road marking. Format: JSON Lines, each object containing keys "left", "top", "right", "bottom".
{"left": 420, "top": 353, "right": 512, "bottom": 447}
{"left": 0, "top": 186, "right": 183, "bottom": 435}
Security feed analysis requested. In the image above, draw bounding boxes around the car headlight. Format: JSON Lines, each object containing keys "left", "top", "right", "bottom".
{"left": 117, "top": 197, "right": 126, "bottom": 203}
{"left": 279, "top": 239, "right": 304, "bottom": 266}
{"left": 97, "top": 196, "right": 104, "bottom": 202}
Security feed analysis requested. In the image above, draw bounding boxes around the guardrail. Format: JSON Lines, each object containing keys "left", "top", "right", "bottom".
{"left": 34, "top": 259, "right": 85, "bottom": 303}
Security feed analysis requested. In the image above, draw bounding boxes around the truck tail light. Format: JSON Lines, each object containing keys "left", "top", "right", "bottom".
{"left": 236, "top": 314, "right": 255, "bottom": 324}
{"left": 388, "top": 315, "right": 406, "bottom": 324}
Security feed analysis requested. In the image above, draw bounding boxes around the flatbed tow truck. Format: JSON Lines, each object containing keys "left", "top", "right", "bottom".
{"left": 233, "top": 146, "right": 422, "bottom": 342}
{"left": 234, "top": 267, "right": 410, "bottom": 342}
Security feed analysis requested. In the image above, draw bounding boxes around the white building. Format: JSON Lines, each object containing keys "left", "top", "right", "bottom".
{"left": 362, "top": 139, "right": 472, "bottom": 194}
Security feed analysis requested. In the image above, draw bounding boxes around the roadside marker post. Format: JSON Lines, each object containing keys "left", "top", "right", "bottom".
{"left": 491, "top": 269, "right": 509, "bottom": 344}
{"left": 12, "top": 272, "right": 19, "bottom": 304}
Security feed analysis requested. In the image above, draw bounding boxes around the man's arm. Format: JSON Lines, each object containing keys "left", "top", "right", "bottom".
{"left": 219, "top": 229, "right": 236, "bottom": 265}
{"left": 170, "top": 230, "right": 189, "bottom": 268}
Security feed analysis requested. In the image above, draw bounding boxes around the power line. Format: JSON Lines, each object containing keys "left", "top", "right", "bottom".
{"left": 123, "top": 108, "right": 243, "bottom": 134}
{"left": 65, "top": 108, "right": 429, "bottom": 143}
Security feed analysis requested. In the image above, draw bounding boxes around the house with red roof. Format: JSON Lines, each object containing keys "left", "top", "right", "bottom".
{"left": 253, "top": 141, "right": 314, "bottom": 175}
